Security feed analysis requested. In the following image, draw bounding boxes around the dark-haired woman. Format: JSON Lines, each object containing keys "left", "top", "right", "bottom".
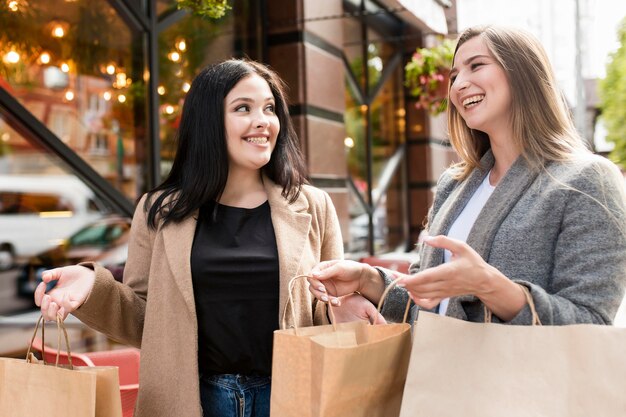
{"left": 34, "top": 59, "right": 344, "bottom": 417}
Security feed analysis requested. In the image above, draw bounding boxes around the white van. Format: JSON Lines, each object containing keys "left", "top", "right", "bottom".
{"left": 0, "top": 175, "right": 106, "bottom": 269}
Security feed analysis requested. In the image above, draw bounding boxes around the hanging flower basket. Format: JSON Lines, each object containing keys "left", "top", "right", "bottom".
{"left": 177, "top": 0, "right": 231, "bottom": 19}
{"left": 405, "top": 38, "right": 455, "bottom": 116}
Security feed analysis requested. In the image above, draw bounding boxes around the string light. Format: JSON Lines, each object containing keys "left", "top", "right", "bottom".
{"left": 176, "top": 39, "right": 187, "bottom": 51}
{"left": 168, "top": 51, "right": 180, "bottom": 62}
{"left": 52, "top": 25, "right": 65, "bottom": 38}
{"left": 117, "top": 94, "right": 126, "bottom": 103}
{"left": 8, "top": 1, "right": 18, "bottom": 12}
{"left": 3, "top": 51, "right": 20, "bottom": 64}
{"left": 64, "top": 90, "right": 74, "bottom": 101}
{"left": 39, "top": 52, "right": 51, "bottom": 64}
{"left": 164, "top": 105, "right": 174, "bottom": 114}
{"left": 182, "top": 82, "right": 191, "bottom": 93}
{"left": 344, "top": 137, "right": 355, "bottom": 148}
{"left": 103, "top": 91, "right": 112, "bottom": 101}
{"left": 157, "top": 85, "right": 165, "bottom": 95}
{"left": 60, "top": 62, "right": 69, "bottom": 72}
{"left": 106, "top": 64, "right": 116, "bottom": 75}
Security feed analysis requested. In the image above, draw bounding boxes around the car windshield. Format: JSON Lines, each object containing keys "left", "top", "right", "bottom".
{"left": 68, "top": 222, "right": 126, "bottom": 247}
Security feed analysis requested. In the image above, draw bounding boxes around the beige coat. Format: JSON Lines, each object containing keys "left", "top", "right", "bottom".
{"left": 74, "top": 179, "right": 343, "bottom": 417}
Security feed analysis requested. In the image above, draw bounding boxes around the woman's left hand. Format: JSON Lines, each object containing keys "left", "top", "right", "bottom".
{"left": 328, "top": 293, "right": 387, "bottom": 324}
{"left": 400, "top": 235, "right": 494, "bottom": 306}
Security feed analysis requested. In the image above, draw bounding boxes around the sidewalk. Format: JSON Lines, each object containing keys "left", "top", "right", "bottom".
{"left": 0, "top": 311, "right": 113, "bottom": 358}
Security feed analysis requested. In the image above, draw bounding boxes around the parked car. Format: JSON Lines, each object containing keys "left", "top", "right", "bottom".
{"left": 0, "top": 175, "right": 108, "bottom": 270}
{"left": 16, "top": 215, "right": 130, "bottom": 299}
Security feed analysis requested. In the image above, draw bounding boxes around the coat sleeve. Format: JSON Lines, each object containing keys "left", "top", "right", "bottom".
{"left": 313, "top": 190, "right": 345, "bottom": 325}
{"left": 73, "top": 194, "right": 153, "bottom": 347}
{"left": 380, "top": 170, "right": 457, "bottom": 322}
{"left": 508, "top": 159, "right": 626, "bottom": 325}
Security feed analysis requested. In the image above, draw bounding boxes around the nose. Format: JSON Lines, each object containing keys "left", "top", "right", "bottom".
{"left": 253, "top": 112, "right": 270, "bottom": 129}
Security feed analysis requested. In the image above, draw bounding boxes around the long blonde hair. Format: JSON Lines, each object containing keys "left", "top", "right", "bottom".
{"left": 447, "top": 26, "right": 589, "bottom": 180}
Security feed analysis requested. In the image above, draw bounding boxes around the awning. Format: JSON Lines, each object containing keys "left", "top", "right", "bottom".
{"left": 380, "top": 0, "right": 449, "bottom": 35}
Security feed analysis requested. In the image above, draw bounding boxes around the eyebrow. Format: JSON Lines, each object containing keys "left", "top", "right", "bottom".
{"left": 450, "top": 54, "right": 491, "bottom": 75}
{"left": 228, "top": 96, "right": 275, "bottom": 105}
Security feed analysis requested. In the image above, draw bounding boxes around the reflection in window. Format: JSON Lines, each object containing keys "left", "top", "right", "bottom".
{"left": 0, "top": 0, "right": 142, "bottom": 199}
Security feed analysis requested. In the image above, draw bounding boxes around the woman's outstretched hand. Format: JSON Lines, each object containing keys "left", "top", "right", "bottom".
{"left": 34, "top": 265, "right": 96, "bottom": 321}
{"left": 308, "top": 260, "right": 385, "bottom": 306}
{"left": 399, "top": 235, "right": 526, "bottom": 320}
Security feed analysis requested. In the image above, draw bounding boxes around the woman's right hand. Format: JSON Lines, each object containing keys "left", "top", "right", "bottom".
{"left": 308, "top": 260, "right": 385, "bottom": 306}
{"left": 34, "top": 265, "right": 96, "bottom": 321}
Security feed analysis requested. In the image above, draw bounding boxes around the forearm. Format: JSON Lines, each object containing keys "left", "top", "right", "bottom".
{"left": 74, "top": 263, "right": 146, "bottom": 347}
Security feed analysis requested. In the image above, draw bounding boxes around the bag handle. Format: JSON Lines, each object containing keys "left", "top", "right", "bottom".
{"left": 285, "top": 275, "right": 337, "bottom": 336}
{"left": 483, "top": 284, "right": 542, "bottom": 325}
{"left": 26, "top": 314, "right": 74, "bottom": 369}
{"left": 285, "top": 273, "right": 411, "bottom": 335}
{"left": 376, "top": 276, "right": 412, "bottom": 324}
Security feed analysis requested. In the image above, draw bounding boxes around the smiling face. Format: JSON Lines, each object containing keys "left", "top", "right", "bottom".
{"left": 224, "top": 73, "right": 279, "bottom": 174}
{"left": 449, "top": 36, "right": 512, "bottom": 138}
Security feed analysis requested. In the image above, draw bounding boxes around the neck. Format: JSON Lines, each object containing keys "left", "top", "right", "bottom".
{"left": 488, "top": 132, "right": 521, "bottom": 186}
{"left": 219, "top": 168, "right": 267, "bottom": 208}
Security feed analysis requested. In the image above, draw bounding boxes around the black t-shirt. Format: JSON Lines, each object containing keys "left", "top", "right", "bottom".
{"left": 190, "top": 200, "right": 279, "bottom": 376}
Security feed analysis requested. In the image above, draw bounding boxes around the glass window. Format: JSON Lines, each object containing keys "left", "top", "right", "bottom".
{"left": 0, "top": 0, "right": 145, "bottom": 200}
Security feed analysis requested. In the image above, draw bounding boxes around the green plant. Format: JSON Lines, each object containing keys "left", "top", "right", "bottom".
{"left": 599, "top": 17, "right": 626, "bottom": 169}
{"left": 404, "top": 38, "right": 455, "bottom": 115}
{"left": 177, "top": 0, "right": 231, "bottom": 19}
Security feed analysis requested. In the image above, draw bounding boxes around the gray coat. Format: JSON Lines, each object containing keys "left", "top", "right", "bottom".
{"left": 381, "top": 151, "right": 626, "bottom": 325}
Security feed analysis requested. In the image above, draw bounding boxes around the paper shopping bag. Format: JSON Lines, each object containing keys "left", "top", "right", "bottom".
{"left": 270, "top": 320, "right": 411, "bottom": 417}
{"left": 0, "top": 315, "right": 122, "bottom": 417}
{"left": 270, "top": 275, "right": 412, "bottom": 417}
{"left": 399, "top": 311, "right": 626, "bottom": 417}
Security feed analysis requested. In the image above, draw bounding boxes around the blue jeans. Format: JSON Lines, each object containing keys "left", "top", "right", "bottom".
{"left": 200, "top": 374, "right": 271, "bottom": 417}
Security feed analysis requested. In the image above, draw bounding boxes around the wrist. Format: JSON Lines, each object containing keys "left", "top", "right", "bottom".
{"left": 358, "top": 264, "right": 386, "bottom": 303}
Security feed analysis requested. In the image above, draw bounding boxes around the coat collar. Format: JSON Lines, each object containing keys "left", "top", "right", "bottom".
{"left": 161, "top": 176, "right": 312, "bottom": 320}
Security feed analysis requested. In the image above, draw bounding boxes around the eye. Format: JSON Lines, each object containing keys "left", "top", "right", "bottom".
{"left": 265, "top": 104, "right": 275, "bottom": 113}
{"left": 470, "top": 62, "right": 484, "bottom": 70}
{"left": 234, "top": 104, "right": 249, "bottom": 112}
{"left": 450, "top": 74, "right": 457, "bottom": 84}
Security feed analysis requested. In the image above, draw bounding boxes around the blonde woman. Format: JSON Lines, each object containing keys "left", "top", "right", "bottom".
{"left": 308, "top": 26, "right": 626, "bottom": 325}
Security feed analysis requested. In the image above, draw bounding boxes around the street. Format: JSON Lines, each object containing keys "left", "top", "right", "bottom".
{"left": 0, "top": 267, "right": 36, "bottom": 316}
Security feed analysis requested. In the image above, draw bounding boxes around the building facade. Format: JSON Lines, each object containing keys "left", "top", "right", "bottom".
{"left": 0, "top": 0, "right": 456, "bottom": 276}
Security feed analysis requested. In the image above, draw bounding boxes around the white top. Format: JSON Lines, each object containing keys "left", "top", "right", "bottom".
{"left": 438, "top": 171, "right": 495, "bottom": 315}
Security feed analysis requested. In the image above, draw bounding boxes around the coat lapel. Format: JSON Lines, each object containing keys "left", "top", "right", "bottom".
{"left": 264, "top": 179, "right": 312, "bottom": 324}
{"left": 445, "top": 154, "right": 541, "bottom": 320}
{"left": 162, "top": 212, "right": 198, "bottom": 318}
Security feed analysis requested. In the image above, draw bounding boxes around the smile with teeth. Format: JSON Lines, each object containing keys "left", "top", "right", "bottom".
{"left": 462, "top": 95, "right": 485, "bottom": 108}
{"left": 245, "top": 137, "right": 268, "bottom": 144}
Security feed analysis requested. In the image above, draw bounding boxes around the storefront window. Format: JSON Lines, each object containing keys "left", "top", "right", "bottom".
{"left": 157, "top": 11, "right": 235, "bottom": 177}
{"left": 342, "top": 1, "right": 408, "bottom": 254}
{"left": 0, "top": 0, "right": 144, "bottom": 199}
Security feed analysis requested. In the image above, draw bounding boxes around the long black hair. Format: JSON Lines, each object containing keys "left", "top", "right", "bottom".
{"left": 145, "top": 59, "right": 307, "bottom": 229}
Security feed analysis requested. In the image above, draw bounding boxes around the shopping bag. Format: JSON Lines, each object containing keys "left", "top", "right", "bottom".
{"left": 0, "top": 315, "right": 122, "bottom": 417}
{"left": 270, "top": 276, "right": 412, "bottom": 417}
{"left": 399, "top": 288, "right": 626, "bottom": 417}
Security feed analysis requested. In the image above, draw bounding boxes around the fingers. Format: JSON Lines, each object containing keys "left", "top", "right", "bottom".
{"left": 40, "top": 294, "right": 60, "bottom": 321}
{"left": 34, "top": 282, "right": 47, "bottom": 307}
{"left": 310, "top": 260, "right": 340, "bottom": 276}
{"left": 41, "top": 268, "right": 62, "bottom": 284}
{"left": 422, "top": 235, "right": 467, "bottom": 254}
{"left": 310, "top": 262, "right": 343, "bottom": 281}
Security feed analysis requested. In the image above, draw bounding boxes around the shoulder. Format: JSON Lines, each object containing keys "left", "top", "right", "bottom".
{"left": 546, "top": 154, "right": 624, "bottom": 193}
{"left": 297, "top": 184, "right": 334, "bottom": 213}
